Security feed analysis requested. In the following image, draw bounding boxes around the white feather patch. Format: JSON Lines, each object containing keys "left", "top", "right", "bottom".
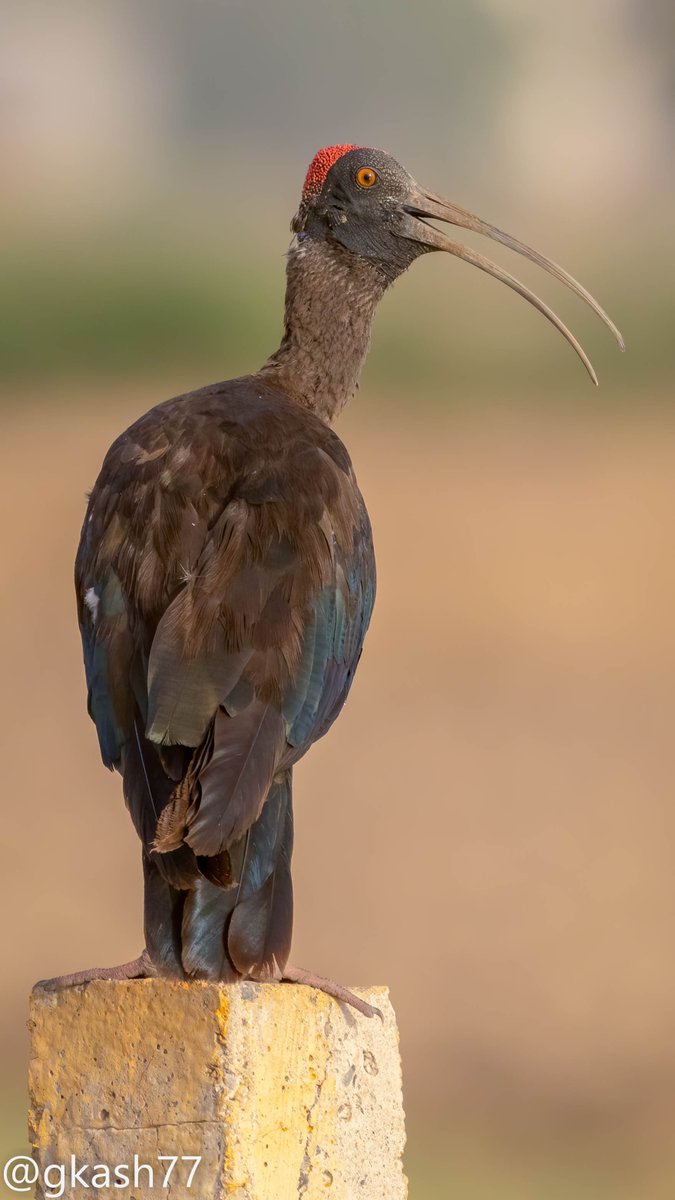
{"left": 84, "top": 586, "right": 100, "bottom": 625}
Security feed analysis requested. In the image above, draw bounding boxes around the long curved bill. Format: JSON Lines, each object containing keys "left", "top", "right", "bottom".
{"left": 397, "top": 185, "right": 624, "bottom": 385}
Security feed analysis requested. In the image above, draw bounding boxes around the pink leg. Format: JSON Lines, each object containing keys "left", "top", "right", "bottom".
{"left": 282, "top": 964, "right": 382, "bottom": 1019}
{"left": 34, "top": 949, "right": 156, "bottom": 992}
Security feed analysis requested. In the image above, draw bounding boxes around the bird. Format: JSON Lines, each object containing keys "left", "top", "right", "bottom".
{"left": 38, "top": 145, "right": 623, "bottom": 1016}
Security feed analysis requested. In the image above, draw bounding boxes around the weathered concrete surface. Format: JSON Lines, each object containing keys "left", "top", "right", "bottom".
{"left": 29, "top": 980, "right": 407, "bottom": 1199}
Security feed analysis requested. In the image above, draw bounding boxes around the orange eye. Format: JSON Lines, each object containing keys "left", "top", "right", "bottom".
{"left": 355, "top": 166, "right": 378, "bottom": 189}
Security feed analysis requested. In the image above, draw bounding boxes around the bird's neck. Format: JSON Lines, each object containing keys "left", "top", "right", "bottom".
{"left": 258, "top": 237, "right": 389, "bottom": 424}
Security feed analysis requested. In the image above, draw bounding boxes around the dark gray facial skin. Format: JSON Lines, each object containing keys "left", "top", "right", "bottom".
{"left": 292, "top": 144, "right": 623, "bottom": 383}
{"left": 292, "top": 148, "right": 428, "bottom": 283}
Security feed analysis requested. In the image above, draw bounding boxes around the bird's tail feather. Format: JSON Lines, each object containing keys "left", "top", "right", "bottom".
{"left": 142, "top": 849, "right": 188, "bottom": 977}
{"left": 122, "top": 718, "right": 197, "bottom": 889}
{"left": 227, "top": 770, "right": 294, "bottom": 980}
{"left": 147, "top": 771, "right": 294, "bottom": 982}
{"left": 180, "top": 873, "right": 240, "bottom": 980}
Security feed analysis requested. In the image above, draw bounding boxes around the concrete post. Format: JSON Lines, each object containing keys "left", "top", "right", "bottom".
{"left": 28, "top": 980, "right": 407, "bottom": 1199}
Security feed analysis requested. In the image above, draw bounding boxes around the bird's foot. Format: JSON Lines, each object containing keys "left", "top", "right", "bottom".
{"left": 281, "top": 963, "right": 382, "bottom": 1019}
{"left": 34, "top": 949, "right": 156, "bottom": 992}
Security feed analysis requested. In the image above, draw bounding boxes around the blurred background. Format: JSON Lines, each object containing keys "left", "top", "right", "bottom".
{"left": 1, "top": 1, "right": 674, "bottom": 1196}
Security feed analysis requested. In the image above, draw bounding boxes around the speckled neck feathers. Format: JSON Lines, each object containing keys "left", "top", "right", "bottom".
{"left": 258, "top": 238, "right": 390, "bottom": 424}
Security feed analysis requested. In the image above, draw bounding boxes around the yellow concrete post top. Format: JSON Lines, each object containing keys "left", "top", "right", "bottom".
{"left": 29, "top": 979, "right": 407, "bottom": 1199}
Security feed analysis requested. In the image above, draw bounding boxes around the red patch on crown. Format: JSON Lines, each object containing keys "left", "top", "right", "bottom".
{"left": 302, "top": 144, "right": 360, "bottom": 199}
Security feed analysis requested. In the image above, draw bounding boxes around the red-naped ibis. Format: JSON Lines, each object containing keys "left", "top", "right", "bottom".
{"left": 38, "top": 145, "right": 623, "bottom": 1017}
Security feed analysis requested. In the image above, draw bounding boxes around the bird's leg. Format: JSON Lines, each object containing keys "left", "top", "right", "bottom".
{"left": 34, "top": 949, "right": 156, "bottom": 992}
{"left": 281, "top": 964, "right": 382, "bottom": 1019}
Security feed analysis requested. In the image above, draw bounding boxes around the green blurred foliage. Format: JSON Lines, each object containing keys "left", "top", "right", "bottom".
{"left": 0, "top": 233, "right": 278, "bottom": 387}
{"left": 2, "top": 220, "right": 672, "bottom": 402}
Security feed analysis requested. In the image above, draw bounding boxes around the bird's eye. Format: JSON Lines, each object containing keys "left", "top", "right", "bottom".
{"left": 355, "top": 167, "right": 378, "bottom": 189}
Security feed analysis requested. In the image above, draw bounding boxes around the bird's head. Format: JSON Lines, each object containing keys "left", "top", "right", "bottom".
{"left": 293, "top": 144, "right": 624, "bottom": 384}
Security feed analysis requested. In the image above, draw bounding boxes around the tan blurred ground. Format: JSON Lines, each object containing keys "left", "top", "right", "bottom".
{"left": 2, "top": 385, "right": 675, "bottom": 1192}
